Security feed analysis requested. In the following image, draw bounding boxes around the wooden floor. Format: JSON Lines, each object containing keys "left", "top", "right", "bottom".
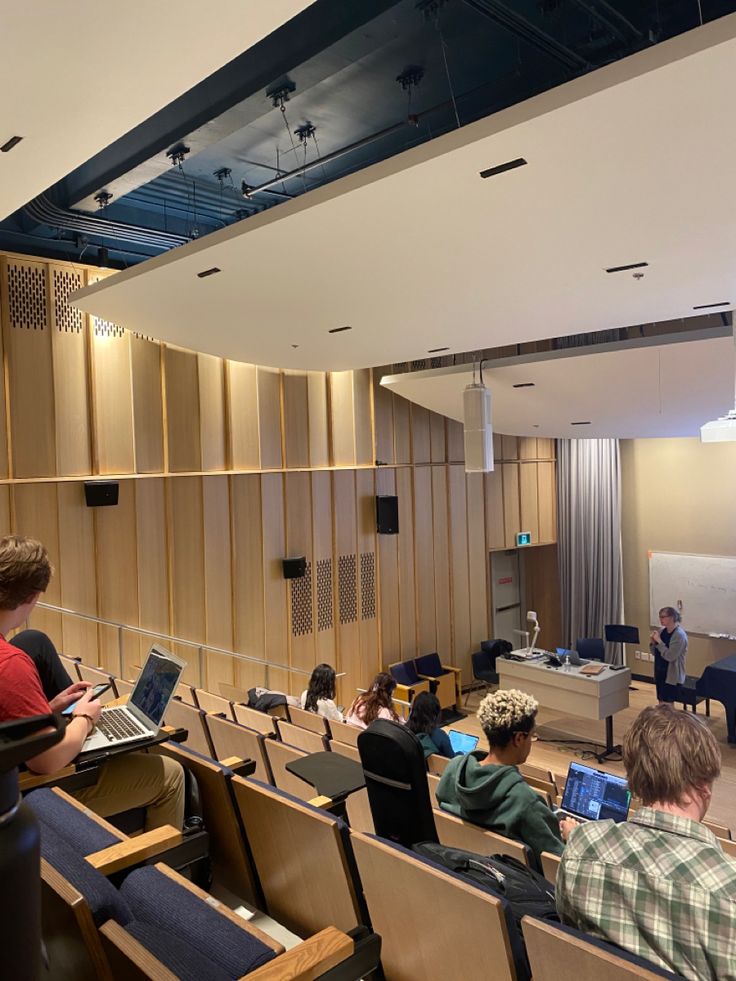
{"left": 455, "top": 680, "right": 735, "bottom": 835}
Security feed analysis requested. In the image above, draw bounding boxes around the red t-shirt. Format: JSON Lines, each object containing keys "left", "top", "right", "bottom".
{"left": 0, "top": 635, "right": 51, "bottom": 723}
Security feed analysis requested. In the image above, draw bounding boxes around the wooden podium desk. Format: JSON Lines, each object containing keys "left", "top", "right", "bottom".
{"left": 498, "top": 653, "right": 630, "bottom": 760}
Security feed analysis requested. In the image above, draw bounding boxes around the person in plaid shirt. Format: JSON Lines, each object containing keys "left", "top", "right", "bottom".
{"left": 556, "top": 704, "right": 736, "bottom": 980}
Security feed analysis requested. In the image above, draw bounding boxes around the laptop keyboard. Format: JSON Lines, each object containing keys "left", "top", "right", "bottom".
{"left": 95, "top": 707, "right": 148, "bottom": 742}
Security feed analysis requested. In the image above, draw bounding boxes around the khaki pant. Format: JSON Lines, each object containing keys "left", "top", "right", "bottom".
{"left": 72, "top": 752, "right": 185, "bottom": 831}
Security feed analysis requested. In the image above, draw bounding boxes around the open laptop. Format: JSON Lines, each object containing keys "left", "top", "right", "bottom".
{"left": 81, "top": 645, "right": 186, "bottom": 753}
{"left": 556, "top": 647, "right": 589, "bottom": 666}
{"left": 555, "top": 761, "right": 631, "bottom": 824}
{"left": 448, "top": 729, "right": 479, "bottom": 755}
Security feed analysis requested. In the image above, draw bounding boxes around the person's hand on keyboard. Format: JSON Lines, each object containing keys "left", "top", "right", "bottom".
{"left": 559, "top": 817, "right": 580, "bottom": 841}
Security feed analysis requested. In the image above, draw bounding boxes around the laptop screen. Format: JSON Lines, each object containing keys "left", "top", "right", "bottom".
{"left": 561, "top": 761, "right": 631, "bottom": 823}
{"left": 129, "top": 646, "right": 186, "bottom": 726}
{"left": 448, "top": 729, "right": 480, "bottom": 754}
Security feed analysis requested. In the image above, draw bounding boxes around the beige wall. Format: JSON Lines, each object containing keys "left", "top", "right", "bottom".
{"left": 620, "top": 437, "right": 736, "bottom": 678}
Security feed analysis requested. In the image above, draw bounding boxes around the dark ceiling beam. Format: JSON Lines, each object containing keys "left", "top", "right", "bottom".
{"left": 568, "top": 0, "right": 644, "bottom": 45}
{"left": 462, "top": 0, "right": 591, "bottom": 72}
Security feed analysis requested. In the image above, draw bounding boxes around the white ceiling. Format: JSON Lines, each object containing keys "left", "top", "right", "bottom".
{"left": 72, "top": 14, "right": 736, "bottom": 373}
{"left": 0, "top": 0, "right": 315, "bottom": 222}
{"left": 381, "top": 330, "right": 735, "bottom": 439}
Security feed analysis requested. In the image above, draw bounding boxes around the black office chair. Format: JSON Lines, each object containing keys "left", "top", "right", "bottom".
{"left": 679, "top": 675, "right": 711, "bottom": 716}
{"left": 576, "top": 637, "right": 605, "bottom": 662}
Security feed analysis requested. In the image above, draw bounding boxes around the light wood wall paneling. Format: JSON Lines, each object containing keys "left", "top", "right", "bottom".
{"left": 519, "top": 463, "right": 540, "bottom": 544}
{"left": 49, "top": 264, "right": 91, "bottom": 476}
{"left": 329, "top": 371, "right": 356, "bottom": 467}
{"left": 537, "top": 461, "right": 557, "bottom": 543}
{"left": 285, "top": 471, "right": 315, "bottom": 676}
{"left": 257, "top": 368, "right": 283, "bottom": 470}
{"left": 311, "top": 470, "right": 336, "bottom": 671}
{"left": 14, "top": 482, "right": 62, "bottom": 641}
{"left": 333, "top": 470, "right": 360, "bottom": 705}
{"left": 447, "top": 420, "right": 464, "bottom": 464}
{"left": 167, "top": 477, "right": 206, "bottom": 681}
{"left": 130, "top": 335, "right": 164, "bottom": 474}
{"left": 431, "top": 466, "right": 451, "bottom": 661}
{"left": 392, "top": 393, "right": 411, "bottom": 465}
{"left": 430, "top": 413, "right": 446, "bottom": 464}
{"left": 307, "top": 372, "right": 329, "bottom": 468}
{"left": 90, "top": 326, "right": 135, "bottom": 475}
{"left": 0, "top": 486, "right": 10, "bottom": 536}
{"left": 163, "top": 346, "right": 201, "bottom": 472}
{"left": 93, "top": 480, "right": 139, "bottom": 676}
{"left": 502, "top": 463, "right": 521, "bottom": 548}
{"left": 356, "top": 468, "right": 379, "bottom": 688}
{"left": 135, "top": 478, "right": 171, "bottom": 664}
{"left": 413, "top": 466, "right": 436, "bottom": 655}
{"left": 537, "top": 438, "right": 554, "bottom": 460}
{"left": 0, "top": 267, "right": 9, "bottom": 479}
{"left": 353, "top": 369, "right": 374, "bottom": 467}
{"left": 231, "top": 475, "right": 267, "bottom": 689}
{"left": 519, "top": 437, "right": 537, "bottom": 461}
{"left": 226, "top": 361, "right": 260, "bottom": 470}
{"left": 261, "top": 472, "right": 289, "bottom": 692}
{"left": 448, "top": 466, "right": 471, "bottom": 678}
{"left": 283, "top": 371, "right": 310, "bottom": 469}
{"left": 410, "top": 405, "right": 431, "bottom": 464}
{"left": 202, "top": 475, "right": 235, "bottom": 689}
{"left": 502, "top": 436, "right": 519, "bottom": 461}
{"left": 372, "top": 377, "right": 395, "bottom": 466}
{"left": 2, "top": 257, "right": 56, "bottom": 477}
{"left": 375, "top": 468, "right": 400, "bottom": 664}
{"left": 198, "top": 354, "right": 226, "bottom": 472}
{"left": 524, "top": 545, "right": 562, "bottom": 650}
{"left": 395, "top": 467, "right": 417, "bottom": 659}
{"left": 57, "top": 483, "right": 98, "bottom": 659}
{"left": 484, "top": 469, "right": 505, "bottom": 551}
{"left": 466, "top": 473, "right": 489, "bottom": 650}
{"left": 493, "top": 434, "right": 504, "bottom": 464}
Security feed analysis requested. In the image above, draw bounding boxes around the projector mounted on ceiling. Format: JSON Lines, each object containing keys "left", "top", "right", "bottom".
{"left": 701, "top": 325, "right": 736, "bottom": 442}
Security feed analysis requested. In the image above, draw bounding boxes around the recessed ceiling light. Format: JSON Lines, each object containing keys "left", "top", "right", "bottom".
{"left": 571, "top": 421, "right": 591, "bottom": 426}
{"left": 512, "top": 382, "right": 535, "bottom": 389}
{"left": 480, "top": 157, "right": 527, "bottom": 179}
{"left": 328, "top": 325, "right": 352, "bottom": 334}
{"left": 1, "top": 136, "right": 23, "bottom": 153}
{"left": 291, "top": 344, "right": 299, "bottom": 349}
{"left": 605, "top": 261, "right": 648, "bottom": 274}
{"left": 533, "top": 424, "right": 540, "bottom": 428}
{"left": 197, "top": 267, "right": 221, "bottom": 278}
{"left": 693, "top": 301, "right": 730, "bottom": 310}
{"left": 427, "top": 347, "right": 450, "bottom": 353}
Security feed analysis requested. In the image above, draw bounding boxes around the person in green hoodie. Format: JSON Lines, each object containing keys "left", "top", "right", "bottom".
{"left": 436, "top": 688, "right": 577, "bottom": 866}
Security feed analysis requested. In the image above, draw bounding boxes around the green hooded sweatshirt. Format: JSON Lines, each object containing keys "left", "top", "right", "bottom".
{"left": 436, "top": 752, "right": 564, "bottom": 864}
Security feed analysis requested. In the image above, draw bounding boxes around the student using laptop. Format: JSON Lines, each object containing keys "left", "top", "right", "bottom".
{"left": 406, "top": 692, "right": 456, "bottom": 759}
{"left": 0, "top": 535, "right": 184, "bottom": 831}
{"left": 557, "top": 704, "right": 736, "bottom": 980}
{"left": 437, "top": 689, "right": 578, "bottom": 865}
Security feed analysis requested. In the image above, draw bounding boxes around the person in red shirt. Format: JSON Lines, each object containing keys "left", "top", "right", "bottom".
{"left": 0, "top": 535, "right": 184, "bottom": 830}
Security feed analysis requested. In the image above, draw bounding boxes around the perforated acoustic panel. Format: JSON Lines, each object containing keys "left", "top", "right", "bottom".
{"left": 338, "top": 554, "right": 357, "bottom": 625}
{"left": 360, "top": 551, "right": 376, "bottom": 620}
{"left": 88, "top": 272, "right": 125, "bottom": 338}
{"left": 290, "top": 561, "right": 313, "bottom": 637}
{"left": 316, "top": 558, "right": 333, "bottom": 631}
{"left": 51, "top": 268, "right": 84, "bottom": 333}
{"left": 7, "top": 260, "right": 47, "bottom": 329}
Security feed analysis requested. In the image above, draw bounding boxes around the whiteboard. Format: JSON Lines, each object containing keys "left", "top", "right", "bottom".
{"left": 649, "top": 551, "right": 736, "bottom": 637}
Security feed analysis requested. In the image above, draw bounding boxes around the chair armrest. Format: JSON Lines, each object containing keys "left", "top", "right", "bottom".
{"left": 19, "top": 765, "right": 77, "bottom": 792}
{"left": 416, "top": 672, "right": 441, "bottom": 682}
{"left": 86, "top": 825, "right": 183, "bottom": 875}
{"left": 441, "top": 664, "right": 462, "bottom": 675}
{"left": 308, "top": 795, "right": 334, "bottom": 809}
{"left": 218, "top": 756, "right": 257, "bottom": 778}
{"left": 244, "top": 927, "right": 354, "bottom": 980}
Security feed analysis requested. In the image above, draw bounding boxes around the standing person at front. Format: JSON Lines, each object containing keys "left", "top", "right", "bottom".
{"left": 650, "top": 606, "right": 687, "bottom": 704}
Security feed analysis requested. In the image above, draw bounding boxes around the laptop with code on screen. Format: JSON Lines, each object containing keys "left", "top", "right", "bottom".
{"left": 556, "top": 761, "right": 631, "bottom": 823}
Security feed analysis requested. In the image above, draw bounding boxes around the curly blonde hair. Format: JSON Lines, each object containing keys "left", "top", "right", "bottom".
{"left": 477, "top": 689, "right": 538, "bottom": 748}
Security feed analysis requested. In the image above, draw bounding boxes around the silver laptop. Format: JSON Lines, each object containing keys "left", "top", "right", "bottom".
{"left": 555, "top": 761, "right": 631, "bottom": 824}
{"left": 81, "top": 645, "right": 186, "bottom": 752}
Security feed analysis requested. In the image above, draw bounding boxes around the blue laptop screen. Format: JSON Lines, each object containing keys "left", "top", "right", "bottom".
{"left": 448, "top": 730, "right": 479, "bottom": 754}
{"left": 561, "top": 761, "right": 631, "bottom": 822}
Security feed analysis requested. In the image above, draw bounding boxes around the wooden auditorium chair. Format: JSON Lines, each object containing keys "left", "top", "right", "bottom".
{"left": 204, "top": 712, "right": 274, "bottom": 784}
{"left": 287, "top": 703, "right": 332, "bottom": 736}
{"left": 275, "top": 718, "right": 330, "bottom": 754}
{"left": 414, "top": 652, "right": 462, "bottom": 711}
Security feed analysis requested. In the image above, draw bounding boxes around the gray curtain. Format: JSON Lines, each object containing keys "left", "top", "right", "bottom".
{"left": 557, "top": 439, "right": 623, "bottom": 659}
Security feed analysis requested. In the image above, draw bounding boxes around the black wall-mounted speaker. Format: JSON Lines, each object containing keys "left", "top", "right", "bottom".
{"left": 84, "top": 481, "right": 119, "bottom": 507}
{"left": 376, "top": 495, "right": 399, "bottom": 535}
{"left": 282, "top": 556, "right": 307, "bottom": 579}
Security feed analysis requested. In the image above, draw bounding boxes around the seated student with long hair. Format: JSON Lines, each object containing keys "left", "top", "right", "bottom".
{"left": 406, "top": 691, "right": 456, "bottom": 759}
{"left": 345, "top": 672, "right": 404, "bottom": 729}
{"left": 437, "top": 688, "right": 576, "bottom": 865}
{"left": 300, "top": 663, "right": 343, "bottom": 722}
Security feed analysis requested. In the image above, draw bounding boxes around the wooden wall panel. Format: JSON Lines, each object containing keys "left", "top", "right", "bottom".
{"left": 198, "top": 354, "right": 226, "bottom": 472}
{"left": 537, "top": 438, "right": 554, "bottom": 460}
{"left": 447, "top": 420, "right": 464, "bottom": 464}
{"left": 373, "top": 378, "right": 395, "bottom": 466}
{"left": 411, "top": 405, "right": 431, "bottom": 465}
{"left": 525, "top": 545, "right": 562, "bottom": 651}
{"left": 333, "top": 470, "right": 359, "bottom": 705}
{"left": 311, "top": 470, "right": 336, "bottom": 669}
{"left": 392, "top": 395, "right": 411, "bottom": 465}
{"left": 448, "top": 466, "right": 471, "bottom": 677}
{"left": 375, "top": 468, "right": 400, "bottom": 664}
{"left": 14, "top": 483, "right": 62, "bottom": 641}
{"left": 226, "top": 361, "right": 259, "bottom": 470}
{"left": 2, "top": 257, "right": 56, "bottom": 477}
{"left": 329, "top": 371, "right": 355, "bottom": 467}
{"left": 90, "top": 329, "right": 135, "bottom": 475}
{"left": 168, "top": 477, "right": 205, "bottom": 681}
{"left": 56, "top": 482, "right": 97, "bottom": 659}
{"left": 430, "top": 413, "right": 446, "bottom": 464}
{"left": 466, "top": 473, "right": 489, "bottom": 649}
{"left": 130, "top": 335, "right": 164, "bottom": 473}
{"left": 493, "top": 434, "right": 503, "bottom": 463}
{"left": 502, "top": 436, "right": 519, "bottom": 461}
{"left": 353, "top": 369, "right": 373, "bottom": 467}
{"left": 285, "top": 471, "right": 314, "bottom": 675}
{"left": 431, "top": 467, "right": 451, "bottom": 660}
{"left": 484, "top": 469, "right": 505, "bottom": 551}
{"left": 0, "top": 279, "right": 8, "bottom": 478}
{"left": 307, "top": 372, "right": 329, "bottom": 467}
{"left": 0, "top": 486, "right": 10, "bottom": 536}
{"left": 202, "top": 475, "right": 234, "bottom": 688}
{"left": 356, "top": 469, "right": 379, "bottom": 688}
{"left": 413, "top": 467, "right": 436, "bottom": 654}
{"left": 231, "top": 475, "right": 267, "bottom": 689}
{"left": 49, "top": 266, "right": 91, "bottom": 476}
{"left": 538, "top": 461, "right": 557, "bottom": 543}
{"left": 135, "top": 478, "right": 170, "bottom": 662}
{"left": 261, "top": 473, "right": 288, "bottom": 691}
{"left": 519, "top": 437, "right": 537, "bottom": 461}
{"left": 396, "top": 467, "right": 417, "bottom": 659}
{"left": 283, "top": 372, "right": 310, "bottom": 469}
{"left": 502, "top": 463, "right": 521, "bottom": 548}
{"left": 257, "top": 368, "right": 283, "bottom": 470}
{"left": 519, "top": 463, "right": 540, "bottom": 543}
{"left": 164, "top": 347, "right": 201, "bottom": 472}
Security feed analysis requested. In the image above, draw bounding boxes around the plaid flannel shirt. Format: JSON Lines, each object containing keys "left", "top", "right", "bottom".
{"left": 556, "top": 807, "right": 736, "bottom": 981}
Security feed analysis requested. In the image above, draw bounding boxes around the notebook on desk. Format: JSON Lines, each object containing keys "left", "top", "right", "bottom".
{"left": 81, "top": 645, "right": 186, "bottom": 753}
{"left": 579, "top": 663, "right": 606, "bottom": 676}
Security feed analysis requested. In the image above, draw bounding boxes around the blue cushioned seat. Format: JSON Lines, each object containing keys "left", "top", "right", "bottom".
{"left": 415, "top": 653, "right": 449, "bottom": 678}
{"left": 26, "top": 788, "right": 122, "bottom": 854}
{"left": 120, "top": 867, "right": 276, "bottom": 976}
{"left": 124, "top": 922, "right": 233, "bottom": 981}
{"left": 389, "top": 660, "right": 422, "bottom": 687}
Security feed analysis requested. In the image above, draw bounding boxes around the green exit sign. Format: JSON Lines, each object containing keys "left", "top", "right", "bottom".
{"left": 516, "top": 532, "right": 532, "bottom": 546}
